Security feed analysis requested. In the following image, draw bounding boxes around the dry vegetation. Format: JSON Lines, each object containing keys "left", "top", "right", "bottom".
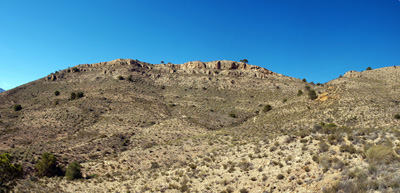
{"left": 0, "top": 59, "right": 399, "bottom": 192}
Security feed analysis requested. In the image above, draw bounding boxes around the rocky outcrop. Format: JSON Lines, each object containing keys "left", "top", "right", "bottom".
{"left": 343, "top": 70, "right": 362, "bottom": 78}
{"left": 45, "top": 59, "right": 282, "bottom": 81}
{"left": 155, "top": 60, "right": 278, "bottom": 79}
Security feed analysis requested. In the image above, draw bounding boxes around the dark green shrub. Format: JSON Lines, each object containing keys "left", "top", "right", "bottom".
{"left": 305, "top": 85, "right": 311, "bottom": 91}
{"left": 151, "top": 162, "right": 160, "bottom": 169}
{"left": 229, "top": 113, "right": 236, "bottom": 118}
{"left": 263, "top": 104, "right": 272, "bottom": 112}
{"left": 302, "top": 78, "right": 307, "bottom": 82}
{"left": 239, "top": 188, "right": 249, "bottom": 193}
{"left": 70, "top": 92, "right": 77, "bottom": 100}
{"left": 65, "top": 162, "right": 82, "bottom": 180}
{"left": 308, "top": 90, "right": 318, "bottom": 100}
{"left": 126, "top": 76, "right": 133, "bottom": 82}
{"left": 240, "top": 59, "right": 248, "bottom": 64}
{"left": 77, "top": 92, "right": 84, "bottom": 98}
{"left": 36, "top": 152, "right": 61, "bottom": 177}
{"left": 54, "top": 90, "right": 60, "bottom": 96}
{"left": 13, "top": 104, "right": 22, "bottom": 111}
{"left": 394, "top": 114, "right": 400, "bottom": 120}
{"left": 277, "top": 174, "right": 285, "bottom": 180}
{"left": 0, "top": 153, "right": 23, "bottom": 187}
{"left": 72, "top": 67, "right": 79, "bottom": 72}
{"left": 297, "top": 90, "right": 303, "bottom": 96}
{"left": 340, "top": 144, "right": 357, "bottom": 154}
{"left": 282, "top": 98, "right": 287, "bottom": 103}
{"left": 117, "top": 76, "right": 124, "bottom": 80}
{"left": 366, "top": 67, "right": 372, "bottom": 70}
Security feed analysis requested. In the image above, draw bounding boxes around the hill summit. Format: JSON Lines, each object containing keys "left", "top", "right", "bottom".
{"left": 1, "top": 59, "right": 400, "bottom": 192}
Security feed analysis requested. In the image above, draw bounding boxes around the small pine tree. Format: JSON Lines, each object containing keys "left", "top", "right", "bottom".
{"left": 240, "top": 59, "right": 249, "bottom": 64}
{"left": 66, "top": 162, "right": 82, "bottom": 180}
{"left": 36, "top": 152, "right": 61, "bottom": 177}
{"left": 0, "top": 153, "right": 23, "bottom": 187}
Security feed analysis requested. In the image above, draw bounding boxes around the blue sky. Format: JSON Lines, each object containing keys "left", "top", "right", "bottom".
{"left": 1, "top": 0, "right": 399, "bottom": 90}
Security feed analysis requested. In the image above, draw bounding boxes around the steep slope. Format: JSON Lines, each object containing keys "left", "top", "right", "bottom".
{"left": 1, "top": 59, "right": 399, "bottom": 192}
{"left": 0, "top": 88, "right": 4, "bottom": 93}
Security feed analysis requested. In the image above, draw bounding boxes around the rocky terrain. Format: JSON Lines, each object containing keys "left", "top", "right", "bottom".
{"left": 0, "top": 59, "right": 399, "bottom": 192}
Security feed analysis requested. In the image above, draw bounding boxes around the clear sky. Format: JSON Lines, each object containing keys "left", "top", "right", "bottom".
{"left": 1, "top": 0, "right": 400, "bottom": 90}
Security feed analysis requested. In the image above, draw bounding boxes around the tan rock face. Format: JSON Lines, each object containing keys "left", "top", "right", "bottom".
{"left": 343, "top": 70, "right": 362, "bottom": 78}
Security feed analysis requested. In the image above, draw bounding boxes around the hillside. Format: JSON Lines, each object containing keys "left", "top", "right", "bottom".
{"left": 1, "top": 59, "right": 400, "bottom": 192}
{"left": 0, "top": 88, "right": 4, "bottom": 93}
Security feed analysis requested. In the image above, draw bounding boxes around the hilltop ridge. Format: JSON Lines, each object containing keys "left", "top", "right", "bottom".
{"left": 1, "top": 59, "right": 400, "bottom": 192}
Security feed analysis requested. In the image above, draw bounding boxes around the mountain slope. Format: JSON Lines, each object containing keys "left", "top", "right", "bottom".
{"left": 1, "top": 59, "right": 399, "bottom": 192}
{"left": 0, "top": 88, "right": 4, "bottom": 93}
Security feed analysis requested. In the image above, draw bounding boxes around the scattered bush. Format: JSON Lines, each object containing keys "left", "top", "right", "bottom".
{"left": 308, "top": 90, "right": 318, "bottom": 100}
{"left": 340, "top": 144, "right": 357, "bottom": 154}
{"left": 302, "top": 78, "right": 307, "bottom": 82}
{"left": 70, "top": 92, "right": 84, "bottom": 100}
{"left": 283, "top": 98, "right": 287, "bottom": 103}
{"left": 72, "top": 67, "right": 79, "bottom": 72}
{"left": 366, "top": 67, "right": 372, "bottom": 70}
{"left": 305, "top": 85, "right": 311, "bottom": 91}
{"left": 77, "top": 92, "right": 84, "bottom": 98}
{"left": 54, "top": 90, "right": 60, "bottom": 96}
{"left": 0, "top": 153, "right": 23, "bottom": 188}
{"left": 65, "top": 161, "right": 82, "bottom": 180}
{"left": 117, "top": 76, "right": 124, "bottom": 80}
{"left": 151, "top": 162, "right": 160, "bottom": 169}
{"left": 70, "top": 92, "right": 77, "bottom": 100}
{"left": 394, "top": 114, "right": 400, "bottom": 120}
{"left": 229, "top": 113, "right": 236, "bottom": 118}
{"left": 297, "top": 90, "right": 303, "bottom": 96}
{"left": 36, "top": 152, "right": 62, "bottom": 177}
{"left": 277, "top": 174, "right": 285, "bottom": 180}
{"left": 13, "top": 104, "right": 22, "bottom": 111}
{"left": 263, "top": 104, "right": 272, "bottom": 112}
{"left": 127, "top": 76, "right": 133, "bottom": 82}
{"left": 366, "top": 145, "right": 398, "bottom": 164}
{"left": 319, "top": 141, "right": 330, "bottom": 152}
